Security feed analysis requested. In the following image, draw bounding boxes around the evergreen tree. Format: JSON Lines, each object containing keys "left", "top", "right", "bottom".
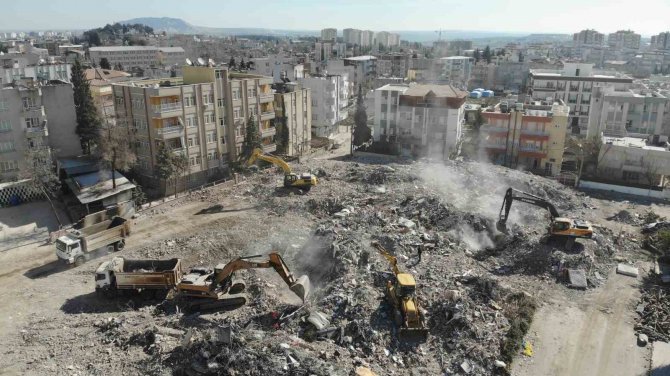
{"left": 71, "top": 59, "right": 101, "bottom": 154}
{"left": 241, "top": 116, "right": 262, "bottom": 159}
{"left": 352, "top": 86, "right": 372, "bottom": 152}
{"left": 99, "top": 58, "right": 111, "bottom": 70}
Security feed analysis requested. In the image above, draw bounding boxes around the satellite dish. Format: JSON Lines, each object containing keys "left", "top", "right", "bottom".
{"left": 185, "top": 58, "right": 193, "bottom": 66}
{"left": 197, "top": 57, "right": 205, "bottom": 66}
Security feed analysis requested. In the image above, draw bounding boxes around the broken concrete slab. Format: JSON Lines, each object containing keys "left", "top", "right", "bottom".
{"left": 568, "top": 269, "right": 588, "bottom": 289}
{"left": 617, "top": 263, "right": 639, "bottom": 278}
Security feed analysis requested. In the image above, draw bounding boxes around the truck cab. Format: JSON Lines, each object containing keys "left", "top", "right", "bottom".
{"left": 55, "top": 234, "right": 84, "bottom": 265}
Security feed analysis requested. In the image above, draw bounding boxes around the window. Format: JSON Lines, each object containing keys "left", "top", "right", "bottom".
{"left": 0, "top": 160, "right": 18, "bottom": 172}
{"left": 0, "top": 120, "right": 10, "bottom": 132}
{"left": 0, "top": 141, "right": 15, "bottom": 153}
{"left": 206, "top": 131, "right": 216, "bottom": 143}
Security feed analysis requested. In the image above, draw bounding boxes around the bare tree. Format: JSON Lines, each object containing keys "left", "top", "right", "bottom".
{"left": 20, "top": 147, "right": 63, "bottom": 226}
{"left": 98, "top": 123, "right": 136, "bottom": 189}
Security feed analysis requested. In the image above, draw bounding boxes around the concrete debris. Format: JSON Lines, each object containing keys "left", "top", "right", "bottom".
{"left": 617, "top": 263, "right": 639, "bottom": 278}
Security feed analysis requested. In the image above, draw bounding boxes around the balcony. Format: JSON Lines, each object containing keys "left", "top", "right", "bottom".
{"left": 25, "top": 125, "right": 48, "bottom": 137}
{"left": 22, "top": 105, "right": 45, "bottom": 116}
{"left": 153, "top": 102, "right": 182, "bottom": 114}
{"left": 260, "top": 111, "right": 275, "bottom": 121}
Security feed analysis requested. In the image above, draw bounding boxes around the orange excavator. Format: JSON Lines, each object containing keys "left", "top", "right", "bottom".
{"left": 176, "top": 252, "right": 310, "bottom": 312}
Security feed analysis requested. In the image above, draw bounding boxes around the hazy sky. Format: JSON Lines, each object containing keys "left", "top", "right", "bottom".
{"left": 2, "top": 0, "right": 668, "bottom": 35}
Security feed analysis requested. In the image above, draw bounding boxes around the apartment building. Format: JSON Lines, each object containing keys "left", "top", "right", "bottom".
{"left": 375, "top": 53, "right": 409, "bottom": 78}
{"left": 89, "top": 46, "right": 186, "bottom": 70}
{"left": 273, "top": 83, "right": 311, "bottom": 156}
{"left": 528, "top": 63, "right": 633, "bottom": 134}
{"left": 481, "top": 102, "right": 570, "bottom": 175}
{"left": 573, "top": 29, "right": 605, "bottom": 47}
{"left": 587, "top": 87, "right": 669, "bottom": 138}
{"left": 607, "top": 30, "right": 641, "bottom": 50}
{"left": 298, "top": 74, "right": 348, "bottom": 138}
{"left": 320, "top": 28, "right": 337, "bottom": 43}
{"left": 112, "top": 67, "right": 276, "bottom": 192}
{"left": 374, "top": 83, "right": 467, "bottom": 158}
{"left": 439, "top": 56, "right": 473, "bottom": 88}
{"left": 0, "top": 78, "right": 81, "bottom": 181}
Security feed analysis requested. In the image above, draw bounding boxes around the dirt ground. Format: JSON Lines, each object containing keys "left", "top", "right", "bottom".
{"left": 0, "top": 143, "right": 669, "bottom": 375}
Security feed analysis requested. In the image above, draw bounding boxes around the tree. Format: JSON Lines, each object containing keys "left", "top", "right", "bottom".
{"left": 228, "top": 57, "right": 236, "bottom": 69}
{"left": 71, "top": 58, "right": 101, "bottom": 155}
{"left": 20, "top": 147, "right": 63, "bottom": 226}
{"left": 473, "top": 49, "right": 481, "bottom": 62}
{"left": 241, "top": 116, "right": 262, "bottom": 160}
{"left": 483, "top": 45, "right": 492, "bottom": 64}
{"left": 98, "top": 123, "right": 136, "bottom": 189}
{"left": 99, "top": 58, "right": 111, "bottom": 70}
{"left": 352, "top": 86, "right": 372, "bottom": 152}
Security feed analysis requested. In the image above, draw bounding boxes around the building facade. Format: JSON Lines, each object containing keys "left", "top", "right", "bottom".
{"left": 112, "top": 67, "right": 276, "bottom": 191}
{"left": 273, "top": 84, "right": 311, "bottom": 157}
{"left": 298, "top": 74, "right": 348, "bottom": 138}
{"left": 528, "top": 63, "right": 633, "bottom": 134}
{"left": 482, "top": 102, "right": 570, "bottom": 175}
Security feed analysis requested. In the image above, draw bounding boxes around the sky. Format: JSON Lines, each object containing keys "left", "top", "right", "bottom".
{"left": 2, "top": 0, "right": 668, "bottom": 36}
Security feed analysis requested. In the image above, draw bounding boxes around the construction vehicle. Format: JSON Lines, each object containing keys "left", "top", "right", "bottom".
{"left": 95, "top": 257, "right": 183, "bottom": 299}
{"left": 56, "top": 216, "right": 130, "bottom": 266}
{"left": 497, "top": 187, "right": 593, "bottom": 249}
{"left": 176, "top": 252, "right": 310, "bottom": 312}
{"left": 246, "top": 148, "right": 317, "bottom": 190}
{"left": 372, "top": 241, "right": 428, "bottom": 341}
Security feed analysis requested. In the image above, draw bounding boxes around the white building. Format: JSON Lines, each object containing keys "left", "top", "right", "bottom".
{"left": 439, "top": 56, "right": 473, "bottom": 88}
{"left": 298, "top": 74, "right": 349, "bottom": 138}
{"left": 373, "top": 83, "right": 467, "bottom": 158}
{"left": 529, "top": 63, "right": 633, "bottom": 134}
{"left": 587, "top": 87, "right": 669, "bottom": 138}
{"left": 89, "top": 46, "right": 186, "bottom": 70}
{"left": 320, "top": 28, "right": 337, "bottom": 43}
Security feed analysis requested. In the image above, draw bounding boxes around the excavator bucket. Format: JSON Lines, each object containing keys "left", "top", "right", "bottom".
{"left": 290, "top": 275, "right": 311, "bottom": 302}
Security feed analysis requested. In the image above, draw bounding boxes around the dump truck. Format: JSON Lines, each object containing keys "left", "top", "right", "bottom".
{"left": 95, "top": 257, "right": 183, "bottom": 299}
{"left": 56, "top": 216, "right": 130, "bottom": 266}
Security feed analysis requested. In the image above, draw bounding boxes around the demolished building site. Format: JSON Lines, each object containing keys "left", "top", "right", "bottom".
{"left": 1, "top": 155, "right": 667, "bottom": 376}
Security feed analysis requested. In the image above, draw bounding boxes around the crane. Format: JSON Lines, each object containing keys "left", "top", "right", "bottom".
{"left": 176, "top": 252, "right": 310, "bottom": 312}
{"left": 372, "top": 241, "right": 428, "bottom": 341}
{"left": 497, "top": 187, "right": 593, "bottom": 249}
{"left": 246, "top": 148, "right": 317, "bottom": 190}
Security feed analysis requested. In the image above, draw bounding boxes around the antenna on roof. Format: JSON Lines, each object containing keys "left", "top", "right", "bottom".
{"left": 185, "top": 58, "right": 193, "bottom": 66}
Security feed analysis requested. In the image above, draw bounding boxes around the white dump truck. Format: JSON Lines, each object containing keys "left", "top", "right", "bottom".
{"left": 95, "top": 257, "right": 183, "bottom": 299}
{"left": 56, "top": 216, "right": 130, "bottom": 266}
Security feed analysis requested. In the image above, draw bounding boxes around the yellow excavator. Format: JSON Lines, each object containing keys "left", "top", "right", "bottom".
{"left": 497, "top": 187, "right": 593, "bottom": 249}
{"left": 176, "top": 252, "right": 310, "bottom": 312}
{"left": 246, "top": 148, "right": 317, "bottom": 190}
{"left": 372, "top": 241, "right": 428, "bottom": 341}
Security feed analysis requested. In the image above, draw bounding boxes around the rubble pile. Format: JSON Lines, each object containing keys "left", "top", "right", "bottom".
{"left": 10, "top": 157, "right": 649, "bottom": 375}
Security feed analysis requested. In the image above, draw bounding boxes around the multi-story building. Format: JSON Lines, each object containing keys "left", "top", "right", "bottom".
{"left": 651, "top": 32, "right": 670, "bottom": 51}
{"left": 528, "top": 63, "right": 633, "bottom": 134}
{"left": 298, "top": 74, "right": 348, "bottom": 138}
{"left": 481, "top": 102, "right": 570, "bottom": 175}
{"left": 112, "top": 67, "right": 275, "bottom": 192}
{"left": 573, "top": 29, "right": 605, "bottom": 48}
{"left": 0, "top": 78, "right": 80, "bottom": 181}
{"left": 587, "top": 87, "right": 669, "bottom": 138}
{"left": 343, "top": 28, "right": 362, "bottom": 45}
{"left": 375, "top": 53, "right": 409, "bottom": 78}
{"left": 373, "top": 83, "right": 467, "bottom": 158}
{"left": 343, "top": 55, "right": 377, "bottom": 91}
{"left": 89, "top": 46, "right": 186, "bottom": 71}
{"left": 607, "top": 30, "right": 641, "bottom": 50}
{"left": 273, "top": 83, "right": 311, "bottom": 156}
{"left": 439, "top": 56, "right": 473, "bottom": 88}
{"left": 320, "top": 28, "right": 337, "bottom": 43}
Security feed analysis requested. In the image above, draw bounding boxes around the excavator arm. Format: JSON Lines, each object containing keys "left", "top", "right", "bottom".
{"left": 210, "top": 252, "right": 310, "bottom": 301}
{"left": 246, "top": 148, "right": 293, "bottom": 175}
{"left": 497, "top": 187, "right": 561, "bottom": 231}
